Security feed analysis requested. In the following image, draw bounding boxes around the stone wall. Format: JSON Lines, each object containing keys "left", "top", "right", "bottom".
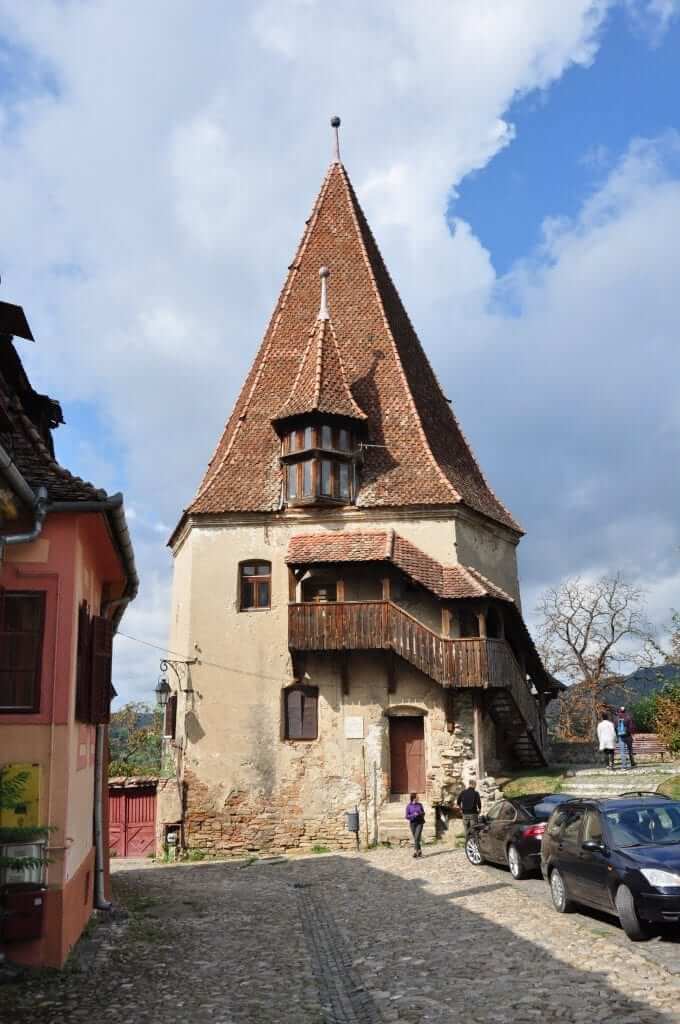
{"left": 549, "top": 739, "right": 598, "bottom": 765}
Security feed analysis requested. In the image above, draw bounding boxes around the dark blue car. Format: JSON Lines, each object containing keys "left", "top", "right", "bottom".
{"left": 541, "top": 796, "right": 680, "bottom": 940}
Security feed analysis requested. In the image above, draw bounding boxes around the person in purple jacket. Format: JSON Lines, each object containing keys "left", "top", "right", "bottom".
{"left": 405, "top": 792, "right": 425, "bottom": 858}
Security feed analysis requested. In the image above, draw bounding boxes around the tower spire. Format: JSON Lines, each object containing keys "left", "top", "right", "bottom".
{"left": 318, "top": 266, "right": 330, "bottom": 320}
{"left": 330, "top": 115, "right": 341, "bottom": 164}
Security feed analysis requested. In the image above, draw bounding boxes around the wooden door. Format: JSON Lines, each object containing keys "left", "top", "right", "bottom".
{"left": 108, "top": 786, "right": 156, "bottom": 857}
{"left": 389, "top": 717, "right": 425, "bottom": 794}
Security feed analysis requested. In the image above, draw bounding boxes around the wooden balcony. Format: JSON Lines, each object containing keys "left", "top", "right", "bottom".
{"left": 288, "top": 599, "right": 547, "bottom": 757}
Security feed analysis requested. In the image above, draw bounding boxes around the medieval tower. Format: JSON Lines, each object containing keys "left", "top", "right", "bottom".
{"left": 164, "top": 122, "right": 556, "bottom": 853}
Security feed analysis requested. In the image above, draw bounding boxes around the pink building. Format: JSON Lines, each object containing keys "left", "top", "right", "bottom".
{"left": 0, "top": 300, "right": 137, "bottom": 967}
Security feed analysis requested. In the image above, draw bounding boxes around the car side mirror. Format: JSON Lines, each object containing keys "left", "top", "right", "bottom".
{"left": 581, "top": 840, "right": 606, "bottom": 854}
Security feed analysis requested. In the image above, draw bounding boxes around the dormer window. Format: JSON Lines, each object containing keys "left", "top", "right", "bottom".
{"left": 271, "top": 267, "right": 367, "bottom": 509}
{"left": 282, "top": 423, "right": 357, "bottom": 506}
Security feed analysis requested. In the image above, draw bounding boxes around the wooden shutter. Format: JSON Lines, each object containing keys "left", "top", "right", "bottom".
{"left": 286, "top": 688, "right": 303, "bottom": 739}
{"left": 301, "top": 687, "right": 318, "bottom": 740}
{"left": 75, "top": 602, "right": 92, "bottom": 723}
{"left": 164, "top": 693, "right": 177, "bottom": 739}
{"left": 90, "top": 615, "right": 113, "bottom": 724}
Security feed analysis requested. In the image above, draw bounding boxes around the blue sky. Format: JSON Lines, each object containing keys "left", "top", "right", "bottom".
{"left": 454, "top": 5, "right": 680, "bottom": 274}
{"left": 0, "top": 2, "right": 678, "bottom": 703}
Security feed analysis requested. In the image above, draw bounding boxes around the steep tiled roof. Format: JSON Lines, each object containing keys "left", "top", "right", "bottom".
{"left": 285, "top": 529, "right": 514, "bottom": 604}
{"left": 0, "top": 353, "right": 107, "bottom": 503}
{"left": 188, "top": 161, "right": 520, "bottom": 532}
{"left": 274, "top": 317, "right": 366, "bottom": 424}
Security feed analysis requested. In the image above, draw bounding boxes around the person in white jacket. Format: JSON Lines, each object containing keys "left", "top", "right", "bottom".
{"left": 597, "top": 711, "right": 617, "bottom": 770}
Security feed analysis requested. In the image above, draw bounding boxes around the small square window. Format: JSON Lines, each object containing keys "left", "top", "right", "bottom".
{"left": 240, "top": 563, "right": 272, "bottom": 610}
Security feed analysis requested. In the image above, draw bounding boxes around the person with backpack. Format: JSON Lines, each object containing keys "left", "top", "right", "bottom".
{"left": 405, "top": 792, "right": 426, "bottom": 858}
{"left": 615, "top": 705, "right": 636, "bottom": 769}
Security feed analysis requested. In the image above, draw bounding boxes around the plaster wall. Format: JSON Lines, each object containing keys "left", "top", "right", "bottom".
{"left": 454, "top": 516, "right": 521, "bottom": 606}
{"left": 169, "top": 512, "right": 508, "bottom": 851}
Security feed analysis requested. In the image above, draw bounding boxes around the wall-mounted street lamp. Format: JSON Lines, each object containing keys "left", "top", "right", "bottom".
{"left": 154, "top": 657, "right": 197, "bottom": 708}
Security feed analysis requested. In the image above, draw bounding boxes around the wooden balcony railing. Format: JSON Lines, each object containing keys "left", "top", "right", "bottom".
{"left": 289, "top": 600, "right": 546, "bottom": 758}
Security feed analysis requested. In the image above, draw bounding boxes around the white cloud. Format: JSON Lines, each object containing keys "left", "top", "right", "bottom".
{"left": 0, "top": 2, "right": 677, "bottom": 701}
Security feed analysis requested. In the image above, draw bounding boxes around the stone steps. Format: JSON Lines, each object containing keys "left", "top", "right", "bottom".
{"left": 558, "top": 767, "right": 676, "bottom": 799}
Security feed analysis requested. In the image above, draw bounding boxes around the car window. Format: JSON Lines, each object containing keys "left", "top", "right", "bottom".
{"left": 497, "top": 802, "right": 517, "bottom": 822}
{"left": 605, "top": 801, "right": 680, "bottom": 846}
{"left": 546, "top": 807, "right": 571, "bottom": 838}
{"left": 561, "top": 810, "right": 584, "bottom": 842}
{"left": 485, "top": 801, "right": 504, "bottom": 821}
{"left": 582, "top": 811, "right": 603, "bottom": 843}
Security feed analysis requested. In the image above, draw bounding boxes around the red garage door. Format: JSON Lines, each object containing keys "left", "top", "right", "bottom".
{"left": 109, "top": 786, "right": 156, "bottom": 858}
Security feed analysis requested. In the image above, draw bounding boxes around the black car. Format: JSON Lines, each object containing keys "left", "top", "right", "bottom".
{"left": 465, "top": 793, "right": 576, "bottom": 879}
{"left": 541, "top": 796, "right": 680, "bottom": 940}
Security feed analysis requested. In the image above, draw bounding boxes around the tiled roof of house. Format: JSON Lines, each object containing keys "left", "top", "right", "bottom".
{"left": 285, "top": 529, "right": 514, "bottom": 604}
{"left": 187, "top": 160, "right": 520, "bottom": 532}
{"left": 274, "top": 315, "right": 366, "bottom": 424}
{"left": 0, "top": 345, "right": 107, "bottom": 503}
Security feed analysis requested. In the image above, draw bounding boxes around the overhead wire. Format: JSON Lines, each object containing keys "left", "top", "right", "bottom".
{"left": 115, "top": 630, "right": 298, "bottom": 686}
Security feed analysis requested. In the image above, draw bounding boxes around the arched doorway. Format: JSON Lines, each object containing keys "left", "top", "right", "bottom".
{"left": 387, "top": 711, "right": 425, "bottom": 794}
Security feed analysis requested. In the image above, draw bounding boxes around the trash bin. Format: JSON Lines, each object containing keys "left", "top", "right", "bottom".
{"left": 345, "top": 809, "right": 359, "bottom": 834}
{"left": 1, "top": 884, "right": 46, "bottom": 942}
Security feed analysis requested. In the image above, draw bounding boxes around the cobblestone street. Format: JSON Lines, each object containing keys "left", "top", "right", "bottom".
{"left": 3, "top": 848, "right": 680, "bottom": 1023}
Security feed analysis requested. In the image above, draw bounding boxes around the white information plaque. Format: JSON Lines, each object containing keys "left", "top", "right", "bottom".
{"left": 344, "top": 716, "right": 364, "bottom": 739}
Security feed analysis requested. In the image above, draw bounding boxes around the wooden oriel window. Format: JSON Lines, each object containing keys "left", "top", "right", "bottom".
{"left": 0, "top": 590, "right": 45, "bottom": 713}
{"left": 281, "top": 423, "right": 356, "bottom": 506}
{"left": 284, "top": 685, "right": 318, "bottom": 740}
{"left": 240, "top": 561, "right": 271, "bottom": 611}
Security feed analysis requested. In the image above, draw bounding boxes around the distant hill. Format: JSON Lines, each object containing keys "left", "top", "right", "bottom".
{"left": 602, "top": 664, "right": 679, "bottom": 706}
{"left": 545, "top": 664, "right": 679, "bottom": 732}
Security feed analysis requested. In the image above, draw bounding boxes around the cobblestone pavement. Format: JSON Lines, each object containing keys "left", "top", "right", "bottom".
{"left": 478, "top": 860, "right": 680, "bottom": 976}
{"left": 2, "top": 847, "right": 680, "bottom": 1023}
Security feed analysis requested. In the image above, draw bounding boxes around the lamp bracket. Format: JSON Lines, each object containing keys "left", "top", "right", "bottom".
{"left": 160, "top": 657, "right": 197, "bottom": 693}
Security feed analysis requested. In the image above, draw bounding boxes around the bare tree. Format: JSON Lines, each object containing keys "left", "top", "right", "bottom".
{"left": 536, "top": 575, "right": 657, "bottom": 738}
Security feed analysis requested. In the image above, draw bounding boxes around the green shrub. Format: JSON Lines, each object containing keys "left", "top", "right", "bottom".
{"left": 630, "top": 694, "right": 658, "bottom": 732}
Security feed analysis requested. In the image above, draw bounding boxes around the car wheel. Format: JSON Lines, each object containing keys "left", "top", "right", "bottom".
{"left": 615, "top": 885, "right": 650, "bottom": 942}
{"left": 549, "top": 868, "right": 573, "bottom": 913}
{"left": 465, "top": 835, "right": 484, "bottom": 866}
{"left": 507, "top": 843, "right": 526, "bottom": 880}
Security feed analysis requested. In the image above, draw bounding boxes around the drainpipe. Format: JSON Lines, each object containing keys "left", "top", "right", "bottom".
{"left": 93, "top": 725, "right": 111, "bottom": 910}
{"left": 0, "top": 440, "right": 49, "bottom": 553}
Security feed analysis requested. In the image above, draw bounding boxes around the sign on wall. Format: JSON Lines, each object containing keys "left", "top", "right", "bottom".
{"left": 344, "top": 716, "right": 364, "bottom": 739}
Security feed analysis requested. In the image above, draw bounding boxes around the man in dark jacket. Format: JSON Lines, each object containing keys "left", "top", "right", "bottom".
{"left": 615, "top": 706, "right": 636, "bottom": 769}
{"left": 457, "top": 780, "right": 482, "bottom": 837}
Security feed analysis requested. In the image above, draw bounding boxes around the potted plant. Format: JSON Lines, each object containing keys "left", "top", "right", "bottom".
{"left": 0, "top": 768, "right": 51, "bottom": 947}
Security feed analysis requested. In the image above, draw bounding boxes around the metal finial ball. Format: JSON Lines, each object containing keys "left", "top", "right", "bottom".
{"left": 319, "top": 266, "right": 330, "bottom": 279}
{"left": 330, "top": 116, "right": 341, "bottom": 128}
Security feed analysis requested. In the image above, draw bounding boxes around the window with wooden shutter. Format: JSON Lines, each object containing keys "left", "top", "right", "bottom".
{"left": 75, "top": 601, "right": 92, "bottom": 723}
{"left": 90, "top": 615, "right": 113, "bottom": 724}
{"left": 284, "top": 686, "right": 318, "bottom": 741}
{"left": 0, "top": 590, "right": 45, "bottom": 713}
{"left": 164, "top": 693, "right": 177, "bottom": 739}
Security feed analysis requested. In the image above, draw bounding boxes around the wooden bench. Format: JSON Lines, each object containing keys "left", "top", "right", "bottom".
{"left": 613, "top": 733, "right": 668, "bottom": 763}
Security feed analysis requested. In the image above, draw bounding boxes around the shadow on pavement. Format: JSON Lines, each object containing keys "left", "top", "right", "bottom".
{"left": 1, "top": 851, "right": 677, "bottom": 1024}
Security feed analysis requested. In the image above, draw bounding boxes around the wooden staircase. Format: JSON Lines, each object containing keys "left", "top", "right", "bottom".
{"left": 289, "top": 600, "right": 548, "bottom": 767}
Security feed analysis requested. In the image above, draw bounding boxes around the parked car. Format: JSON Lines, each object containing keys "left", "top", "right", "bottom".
{"left": 541, "top": 796, "right": 680, "bottom": 940}
{"left": 464, "top": 793, "right": 576, "bottom": 879}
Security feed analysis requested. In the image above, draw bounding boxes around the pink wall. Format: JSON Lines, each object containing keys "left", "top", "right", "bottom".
{"left": 1, "top": 510, "right": 128, "bottom": 965}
